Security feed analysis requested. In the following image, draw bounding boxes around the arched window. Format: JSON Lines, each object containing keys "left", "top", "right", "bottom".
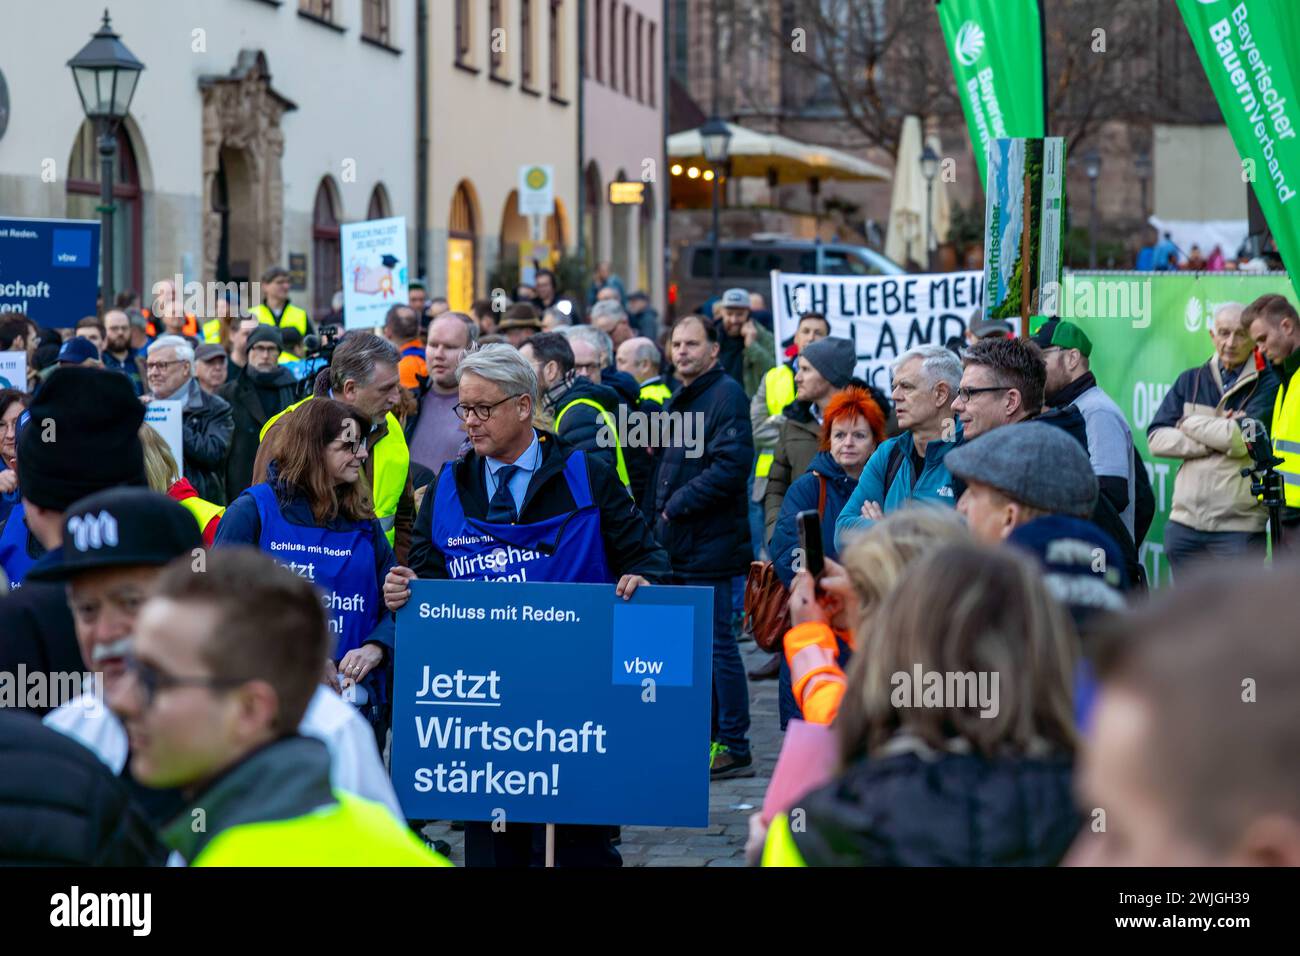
{"left": 312, "top": 178, "right": 341, "bottom": 317}
{"left": 447, "top": 182, "right": 478, "bottom": 313}
{"left": 367, "top": 183, "right": 392, "bottom": 220}
{"left": 67, "top": 120, "right": 143, "bottom": 297}
{"left": 639, "top": 181, "right": 655, "bottom": 291}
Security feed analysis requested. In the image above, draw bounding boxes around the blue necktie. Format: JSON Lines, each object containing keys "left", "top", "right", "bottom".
{"left": 487, "top": 465, "right": 520, "bottom": 523}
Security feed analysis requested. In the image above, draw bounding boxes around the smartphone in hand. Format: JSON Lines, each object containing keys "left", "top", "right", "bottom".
{"left": 796, "top": 509, "right": 824, "bottom": 579}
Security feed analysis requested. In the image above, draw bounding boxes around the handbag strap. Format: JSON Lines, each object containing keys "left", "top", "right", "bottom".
{"left": 816, "top": 473, "right": 827, "bottom": 518}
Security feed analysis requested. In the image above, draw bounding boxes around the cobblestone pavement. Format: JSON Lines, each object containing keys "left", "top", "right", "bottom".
{"left": 419, "top": 637, "right": 781, "bottom": 868}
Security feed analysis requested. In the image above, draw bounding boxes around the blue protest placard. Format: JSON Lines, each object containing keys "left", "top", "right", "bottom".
{"left": 391, "top": 580, "right": 713, "bottom": 827}
{"left": 0, "top": 216, "right": 100, "bottom": 327}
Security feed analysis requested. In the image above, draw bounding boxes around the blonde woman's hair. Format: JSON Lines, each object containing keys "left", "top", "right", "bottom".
{"left": 837, "top": 541, "right": 1079, "bottom": 766}
{"left": 139, "top": 423, "right": 179, "bottom": 494}
{"left": 837, "top": 506, "right": 970, "bottom": 640}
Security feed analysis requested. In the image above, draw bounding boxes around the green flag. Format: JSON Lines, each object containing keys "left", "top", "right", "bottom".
{"left": 1178, "top": 0, "right": 1300, "bottom": 281}
{"left": 936, "top": 0, "right": 1046, "bottom": 187}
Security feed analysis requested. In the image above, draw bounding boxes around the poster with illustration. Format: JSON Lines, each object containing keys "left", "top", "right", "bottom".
{"left": 982, "top": 137, "right": 1064, "bottom": 323}
{"left": 341, "top": 216, "right": 408, "bottom": 329}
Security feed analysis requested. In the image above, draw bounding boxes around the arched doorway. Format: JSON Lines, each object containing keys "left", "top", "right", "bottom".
{"left": 312, "top": 178, "right": 341, "bottom": 318}
{"left": 583, "top": 162, "right": 602, "bottom": 268}
{"left": 367, "top": 183, "right": 392, "bottom": 220}
{"left": 213, "top": 146, "right": 256, "bottom": 284}
{"left": 67, "top": 119, "right": 143, "bottom": 297}
{"left": 499, "top": 189, "right": 528, "bottom": 279}
{"left": 549, "top": 198, "right": 568, "bottom": 253}
{"left": 447, "top": 181, "right": 479, "bottom": 312}
{"left": 199, "top": 50, "right": 297, "bottom": 286}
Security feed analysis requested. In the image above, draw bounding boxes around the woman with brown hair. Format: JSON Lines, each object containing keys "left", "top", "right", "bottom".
{"left": 216, "top": 398, "right": 396, "bottom": 735}
{"left": 763, "top": 542, "right": 1081, "bottom": 866}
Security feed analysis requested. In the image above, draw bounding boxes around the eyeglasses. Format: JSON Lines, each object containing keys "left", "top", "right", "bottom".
{"left": 453, "top": 395, "right": 521, "bottom": 422}
{"left": 330, "top": 437, "right": 365, "bottom": 457}
{"left": 574, "top": 362, "right": 602, "bottom": 376}
{"left": 248, "top": 343, "right": 280, "bottom": 355}
{"left": 121, "top": 653, "right": 249, "bottom": 709}
{"left": 955, "top": 385, "right": 1012, "bottom": 402}
{"left": 145, "top": 359, "right": 186, "bottom": 373}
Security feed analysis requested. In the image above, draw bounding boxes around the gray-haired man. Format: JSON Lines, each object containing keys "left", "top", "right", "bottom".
{"left": 146, "top": 334, "right": 234, "bottom": 505}
{"left": 835, "top": 344, "right": 963, "bottom": 548}
{"left": 383, "top": 343, "right": 670, "bottom": 867}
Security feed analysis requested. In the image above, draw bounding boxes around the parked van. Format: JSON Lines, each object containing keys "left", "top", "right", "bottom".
{"left": 671, "top": 237, "right": 904, "bottom": 315}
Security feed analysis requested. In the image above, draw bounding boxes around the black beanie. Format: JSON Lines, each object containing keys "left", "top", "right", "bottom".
{"left": 18, "top": 367, "right": 147, "bottom": 511}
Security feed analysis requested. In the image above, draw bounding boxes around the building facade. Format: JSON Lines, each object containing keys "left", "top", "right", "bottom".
{"left": 582, "top": 0, "right": 665, "bottom": 301}
{"left": 0, "top": 0, "right": 416, "bottom": 319}
{"left": 427, "top": 0, "right": 580, "bottom": 311}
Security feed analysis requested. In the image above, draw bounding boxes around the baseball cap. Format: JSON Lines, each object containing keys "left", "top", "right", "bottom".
{"left": 58, "top": 337, "right": 100, "bottom": 365}
{"left": 1029, "top": 318, "right": 1092, "bottom": 358}
{"left": 721, "top": 288, "right": 750, "bottom": 309}
{"left": 25, "top": 488, "right": 204, "bottom": 583}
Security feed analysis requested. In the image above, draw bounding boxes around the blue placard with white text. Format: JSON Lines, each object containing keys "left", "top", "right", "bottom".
{"left": 391, "top": 580, "right": 713, "bottom": 827}
{"left": 0, "top": 217, "right": 100, "bottom": 327}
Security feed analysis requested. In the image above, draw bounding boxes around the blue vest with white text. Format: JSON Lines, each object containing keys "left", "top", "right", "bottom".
{"left": 430, "top": 450, "right": 612, "bottom": 584}
{"left": 245, "top": 484, "right": 381, "bottom": 661}
{"left": 0, "top": 501, "right": 34, "bottom": 589}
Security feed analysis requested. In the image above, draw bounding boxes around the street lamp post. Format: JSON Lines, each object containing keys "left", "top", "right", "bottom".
{"left": 1085, "top": 148, "right": 1102, "bottom": 270}
{"left": 700, "top": 116, "right": 732, "bottom": 299}
{"left": 1135, "top": 151, "right": 1152, "bottom": 223}
{"left": 67, "top": 10, "right": 145, "bottom": 312}
{"left": 920, "top": 145, "right": 940, "bottom": 272}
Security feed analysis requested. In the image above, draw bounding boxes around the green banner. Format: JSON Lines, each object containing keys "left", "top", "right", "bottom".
{"left": 1043, "top": 272, "right": 1297, "bottom": 587}
{"left": 1178, "top": 0, "right": 1300, "bottom": 281}
{"left": 936, "top": 0, "right": 1045, "bottom": 188}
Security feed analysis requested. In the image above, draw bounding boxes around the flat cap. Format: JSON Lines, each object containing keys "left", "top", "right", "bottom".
{"left": 946, "top": 421, "right": 1098, "bottom": 518}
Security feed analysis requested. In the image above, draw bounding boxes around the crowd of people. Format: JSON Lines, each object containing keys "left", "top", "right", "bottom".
{"left": 1, "top": 259, "right": 1298, "bottom": 870}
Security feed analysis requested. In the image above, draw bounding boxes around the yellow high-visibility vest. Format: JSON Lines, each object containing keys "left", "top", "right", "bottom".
{"left": 178, "top": 494, "right": 225, "bottom": 538}
{"left": 191, "top": 792, "right": 452, "bottom": 867}
{"left": 252, "top": 302, "right": 310, "bottom": 337}
{"left": 756, "top": 364, "right": 797, "bottom": 478}
{"left": 1271, "top": 370, "right": 1300, "bottom": 507}
{"left": 201, "top": 317, "right": 223, "bottom": 344}
{"left": 555, "top": 397, "right": 630, "bottom": 487}
{"left": 639, "top": 381, "right": 672, "bottom": 406}
{"left": 261, "top": 396, "right": 409, "bottom": 548}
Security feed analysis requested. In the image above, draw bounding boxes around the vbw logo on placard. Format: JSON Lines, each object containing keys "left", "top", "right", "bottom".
{"left": 611, "top": 604, "right": 693, "bottom": 687}
{"left": 956, "top": 21, "right": 985, "bottom": 67}
{"left": 51, "top": 228, "right": 92, "bottom": 269}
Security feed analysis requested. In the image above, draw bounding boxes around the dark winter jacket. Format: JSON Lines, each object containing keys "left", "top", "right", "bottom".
{"left": 643, "top": 365, "right": 754, "bottom": 579}
{"left": 768, "top": 451, "right": 857, "bottom": 587}
{"left": 0, "top": 710, "right": 164, "bottom": 865}
{"left": 545, "top": 375, "right": 625, "bottom": 481}
{"left": 218, "top": 364, "right": 298, "bottom": 499}
{"left": 764, "top": 400, "right": 824, "bottom": 540}
{"left": 169, "top": 379, "right": 234, "bottom": 505}
{"left": 409, "top": 429, "right": 671, "bottom": 584}
{"left": 214, "top": 466, "right": 396, "bottom": 655}
{"left": 600, "top": 367, "right": 655, "bottom": 506}
{"left": 792, "top": 741, "right": 1079, "bottom": 866}
{"left": 0, "top": 548, "right": 83, "bottom": 717}
{"left": 1034, "top": 405, "right": 1143, "bottom": 588}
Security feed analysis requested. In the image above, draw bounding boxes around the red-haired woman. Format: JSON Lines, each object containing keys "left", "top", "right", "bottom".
{"left": 768, "top": 386, "right": 886, "bottom": 729}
